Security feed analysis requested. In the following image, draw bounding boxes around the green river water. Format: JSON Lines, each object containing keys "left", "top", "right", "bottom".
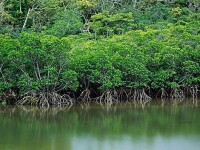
{"left": 0, "top": 100, "right": 200, "bottom": 150}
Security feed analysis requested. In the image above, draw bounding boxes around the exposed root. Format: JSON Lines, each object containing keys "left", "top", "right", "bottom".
{"left": 47, "top": 92, "right": 74, "bottom": 107}
{"left": 130, "top": 88, "right": 152, "bottom": 102}
{"left": 13, "top": 86, "right": 199, "bottom": 107}
{"left": 188, "top": 86, "right": 199, "bottom": 99}
{"left": 117, "top": 88, "right": 129, "bottom": 101}
{"left": 38, "top": 93, "right": 49, "bottom": 107}
{"left": 16, "top": 91, "right": 39, "bottom": 106}
{"left": 94, "top": 88, "right": 151, "bottom": 108}
{"left": 156, "top": 88, "right": 168, "bottom": 100}
{"left": 16, "top": 91, "right": 74, "bottom": 107}
{"left": 170, "top": 88, "right": 185, "bottom": 99}
{"left": 95, "top": 90, "right": 119, "bottom": 106}
{"left": 127, "top": 88, "right": 134, "bottom": 100}
{"left": 77, "top": 88, "right": 91, "bottom": 103}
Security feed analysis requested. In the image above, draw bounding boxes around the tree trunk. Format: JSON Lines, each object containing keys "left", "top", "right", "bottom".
{"left": 22, "top": 8, "right": 31, "bottom": 30}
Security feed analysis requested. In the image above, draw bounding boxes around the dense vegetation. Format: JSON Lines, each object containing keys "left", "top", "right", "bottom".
{"left": 0, "top": 0, "right": 200, "bottom": 106}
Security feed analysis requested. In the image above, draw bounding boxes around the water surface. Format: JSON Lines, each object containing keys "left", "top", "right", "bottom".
{"left": 0, "top": 100, "right": 200, "bottom": 150}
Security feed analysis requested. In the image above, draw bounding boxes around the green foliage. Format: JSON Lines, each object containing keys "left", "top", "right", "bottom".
{"left": 46, "top": 10, "right": 83, "bottom": 37}
{"left": 0, "top": 32, "right": 79, "bottom": 95}
{"left": 0, "top": 1, "right": 200, "bottom": 102}
{"left": 77, "top": 0, "right": 96, "bottom": 8}
{"left": 91, "top": 11, "right": 134, "bottom": 36}
{"left": 0, "top": 34, "right": 19, "bottom": 93}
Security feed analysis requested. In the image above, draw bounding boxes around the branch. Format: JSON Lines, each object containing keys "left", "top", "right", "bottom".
{"left": 22, "top": 8, "right": 31, "bottom": 31}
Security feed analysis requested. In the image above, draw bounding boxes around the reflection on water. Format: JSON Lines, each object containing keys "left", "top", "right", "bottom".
{"left": 0, "top": 100, "right": 200, "bottom": 150}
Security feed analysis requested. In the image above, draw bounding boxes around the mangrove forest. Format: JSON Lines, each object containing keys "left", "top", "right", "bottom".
{"left": 0, "top": 0, "right": 200, "bottom": 106}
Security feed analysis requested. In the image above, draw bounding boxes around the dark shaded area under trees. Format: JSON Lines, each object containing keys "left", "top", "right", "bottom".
{"left": 0, "top": 0, "right": 200, "bottom": 106}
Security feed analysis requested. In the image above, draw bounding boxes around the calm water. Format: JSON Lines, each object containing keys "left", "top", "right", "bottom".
{"left": 0, "top": 100, "right": 200, "bottom": 150}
